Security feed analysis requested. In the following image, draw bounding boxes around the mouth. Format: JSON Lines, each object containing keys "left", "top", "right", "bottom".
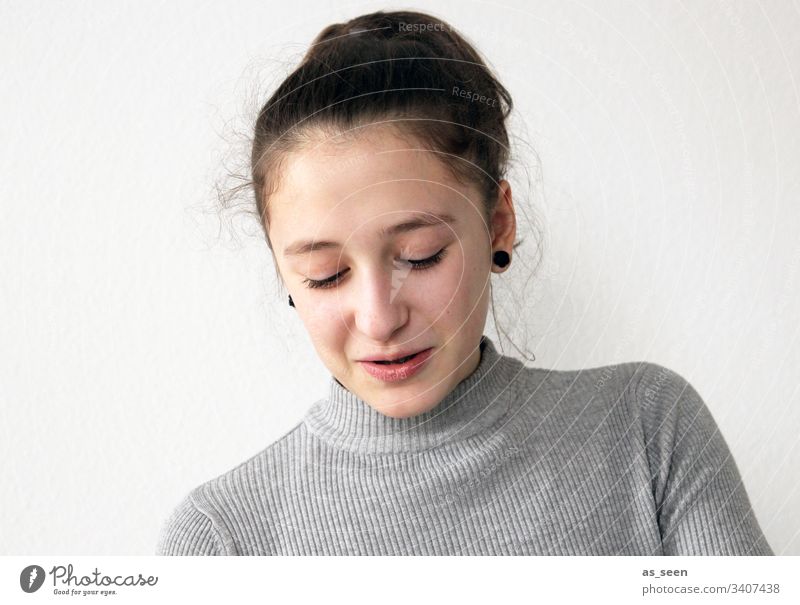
{"left": 357, "top": 348, "right": 434, "bottom": 382}
{"left": 360, "top": 347, "right": 432, "bottom": 364}
{"left": 371, "top": 352, "right": 420, "bottom": 365}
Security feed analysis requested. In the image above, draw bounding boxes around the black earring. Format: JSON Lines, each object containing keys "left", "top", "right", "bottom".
{"left": 288, "top": 295, "right": 295, "bottom": 308}
{"left": 493, "top": 250, "right": 510, "bottom": 268}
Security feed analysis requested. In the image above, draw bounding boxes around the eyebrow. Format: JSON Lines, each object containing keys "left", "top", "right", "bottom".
{"left": 282, "top": 212, "right": 457, "bottom": 257}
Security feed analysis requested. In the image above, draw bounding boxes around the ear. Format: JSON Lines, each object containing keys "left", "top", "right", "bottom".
{"left": 489, "top": 180, "right": 516, "bottom": 264}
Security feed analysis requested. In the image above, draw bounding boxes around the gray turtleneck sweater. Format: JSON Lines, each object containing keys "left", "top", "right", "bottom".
{"left": 156, "top": 336, "right": 772, "bottom": 555}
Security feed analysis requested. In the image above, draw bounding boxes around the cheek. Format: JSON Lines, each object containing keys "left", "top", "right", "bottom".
{"left": 304, "top": 315, "right": 348, "bottom": 366}
{"left": 304, "top": 304, "right": 344, "bottom": 332}
{"left": 457, "top": 245, "right": 487, "bottom": 286}
{"left": 424, "top": 252, "right": 485, "bottom": 313}
{"left": 298, "top": 300, "right": 346, "bottom": 340}
{"left": 424, "top": 271, "right": 461, "bottom": 303}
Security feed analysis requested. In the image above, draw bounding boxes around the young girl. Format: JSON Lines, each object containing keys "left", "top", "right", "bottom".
{"left": 157, "top": 9, "right": 772, "bottom": 556}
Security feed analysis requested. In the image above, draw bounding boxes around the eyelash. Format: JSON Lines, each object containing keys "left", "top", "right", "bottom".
{"left": 302, "top": 248, "right": 448, "bottom": 290}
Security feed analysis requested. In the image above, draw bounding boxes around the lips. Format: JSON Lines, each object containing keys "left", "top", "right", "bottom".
{"left": 361, "top": 348, "right": 432, "bottom": 363}
{"left": 358, "top": 348, "right": 434, "bottom": 382}
{"left": 371, "top": 352, "right": 419, "bottom": 365}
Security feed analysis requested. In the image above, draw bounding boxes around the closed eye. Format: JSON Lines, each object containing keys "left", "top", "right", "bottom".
{"left": 302, "top": 248, "right": 448, "bottom": 290}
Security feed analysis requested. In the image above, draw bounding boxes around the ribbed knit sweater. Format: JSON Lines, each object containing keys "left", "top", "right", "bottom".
{"left": 156, "top": 335, "right": 772, "bottom": 555}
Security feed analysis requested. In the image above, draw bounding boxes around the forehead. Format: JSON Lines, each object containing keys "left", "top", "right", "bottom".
{"left": 268, "top": 127, "right": 480, "bottom": 243}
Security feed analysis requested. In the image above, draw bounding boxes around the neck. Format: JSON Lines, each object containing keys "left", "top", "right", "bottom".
{"left": 303, "top": 335, "right": 523, "bottom": 455}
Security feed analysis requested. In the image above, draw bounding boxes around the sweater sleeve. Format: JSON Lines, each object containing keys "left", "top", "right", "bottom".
{"left": 635, "top": 363, "right": 773, "bottom": 555}
{"left": 155, "top": 491, "right": 225, "bottom": 556}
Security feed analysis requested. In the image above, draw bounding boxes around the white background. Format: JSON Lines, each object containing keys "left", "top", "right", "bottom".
{"left": 1, "top": 0, "right": 798, "bottom": 555}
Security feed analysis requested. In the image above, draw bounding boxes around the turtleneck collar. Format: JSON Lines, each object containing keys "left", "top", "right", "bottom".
{"left": 302, "top": 335, "right": 522, "bottom": 455}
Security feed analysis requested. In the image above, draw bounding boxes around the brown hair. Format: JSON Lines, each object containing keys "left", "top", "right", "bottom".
{"left": 250, "top": 9, "right": 515, "bottom": 251}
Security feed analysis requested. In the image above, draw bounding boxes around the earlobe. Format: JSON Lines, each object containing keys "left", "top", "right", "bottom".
{"left": 492, "top": 249, "right": 511, "bottom": 271}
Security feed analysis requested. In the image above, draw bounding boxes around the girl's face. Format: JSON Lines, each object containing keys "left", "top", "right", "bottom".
{"left": 268, "top": 125, "right": 516, "bottom": 418}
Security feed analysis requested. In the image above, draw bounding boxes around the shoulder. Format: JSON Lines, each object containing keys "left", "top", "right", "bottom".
{"left": 522, "top": 360, "right": 708, "bottom": 455}
{"left": 550, "top": 360, "right": 709, "bottom": 447}
{"left": 156, "top": 418, "right": 308, "bottom": 556}
{"left": 538, "top": 360, "right": 698, "bottom": 410}
{"left": 598, "top": 361, "right": 716, "bottom": 465}
{"left": 155, "top": 486, "right": 226, "bottom": 555}
{"left": 530, "top": 359, "right": 716, "bottom": 490}
{"left": 522, "top": 359, "right": 686, "bottom": 417}
{"left": 577, "top": 361, "right": 731, "bottom": 513}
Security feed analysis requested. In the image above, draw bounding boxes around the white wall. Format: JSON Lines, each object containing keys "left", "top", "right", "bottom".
{"left": 1, "top": 0, "right": 798, "bottom": 554}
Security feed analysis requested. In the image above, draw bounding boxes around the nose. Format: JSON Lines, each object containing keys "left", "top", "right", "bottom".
{"left": 352, "top": 262, "right": 409, "bottom": 341}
